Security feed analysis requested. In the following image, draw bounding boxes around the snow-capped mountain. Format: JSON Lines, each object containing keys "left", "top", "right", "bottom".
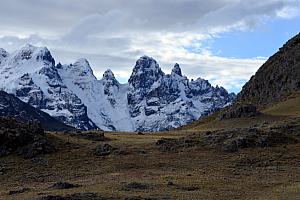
{"left": 0, "top": 45, "right": 235, "bottom": 131}
{"left": 127, "top": 56, "right": 235, "bottom": 131}
{"left": 0, "top": 45, "right": 97, "bottom": 130}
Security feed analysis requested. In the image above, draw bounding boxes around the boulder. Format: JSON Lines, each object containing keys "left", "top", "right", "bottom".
{"left": 0, "top": 117, "right": 55, "bottom": 158}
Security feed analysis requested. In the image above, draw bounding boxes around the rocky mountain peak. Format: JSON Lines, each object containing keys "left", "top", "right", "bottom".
{"left": 171, "top": 63, "right": 182, "bottom": 76}
{"left": 103, "top": 69, "right": 116, "bottom": 80}
{"left": 0, "top": 45, "right": 235, "bottom": 132}
{"left": 73, "top": 58, "right": 90, "bottom": 67}
{"left": 129, "top": 56, "right": 164, "bottom": 89}
{"left": 71, "top": 58, "right": 95, "bottom": 78}
{"left": 9, "top": 44, "right": 55, "bottom": 66}
{"left": 102, "top": 69, "right": 119, "bottom": 89}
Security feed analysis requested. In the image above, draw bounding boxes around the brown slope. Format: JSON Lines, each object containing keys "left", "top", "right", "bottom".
{"left": 237, "top": 32, "right": 300, "bottom": 106}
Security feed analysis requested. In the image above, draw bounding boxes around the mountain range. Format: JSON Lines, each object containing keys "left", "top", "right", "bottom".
{"left": 0, "top": 45, "right": 235, "bottom": 131}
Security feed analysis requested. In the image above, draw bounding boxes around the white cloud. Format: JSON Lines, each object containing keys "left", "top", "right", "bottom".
{"left": 0, "top": 0, "right": 299, "bottom": 92}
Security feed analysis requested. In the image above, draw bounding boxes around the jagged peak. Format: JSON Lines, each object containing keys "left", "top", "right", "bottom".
{"left": 69, "top": 58, "right": 95, "bottom": 78}
{"left": 73, "top": 58, "right": 90, "bottom": 67}
{"left": 140, "top": 55, "right": 153, "bottom": 60}
{"left": 103, "top": 69, "right": 115, "bottom": 80}
{"left": 9, "top": 44, "right": 55, "bottom": 66}
{"left": 214, "top": 85, "right": 227, "bottom": 92}
{"left": 129, "top": 55, "right": 164, "bottom": 88}
{"left": 101, "top": 69, "right": 120, "bottom": 89}
{"left": 19, "top": 44, "right": 50, "bottom": 55}
{"left": 171, "top": 63, "right": 182, "bottom": 76}
{"left": 131, "top": 55, "right": 162, "bottom": 74}
{"left": 195, "top": 77, "right": 206, "bottom": 82}
{"left": 135, "top": 55, "right": 158, "bottom": 69}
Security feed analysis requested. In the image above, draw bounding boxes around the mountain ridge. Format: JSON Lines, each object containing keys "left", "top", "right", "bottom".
{"left": 0, "top": 45, "right": 235, "bottom": 131}
{"left": 237, "top": 32, "right": 300, "bottom": 106}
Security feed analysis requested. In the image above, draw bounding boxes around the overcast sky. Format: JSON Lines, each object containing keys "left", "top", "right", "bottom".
{"left": 1, "top": 0, "right": 300, "bottom": 92}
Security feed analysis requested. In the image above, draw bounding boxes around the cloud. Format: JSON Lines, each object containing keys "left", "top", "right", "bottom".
{"left": 0, "top": 0, "right": 299, "bottom": 92}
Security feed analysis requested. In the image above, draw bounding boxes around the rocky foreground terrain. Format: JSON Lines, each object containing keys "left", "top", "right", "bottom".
{"left": 0, "top": 95, "right": 299, "bottom": 199}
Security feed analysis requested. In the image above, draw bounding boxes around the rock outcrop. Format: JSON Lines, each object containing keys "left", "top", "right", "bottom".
{"left": 237, "top": 32, "right": 300, "bottom": 106}
{"left": 0, "top": 117, "right": 55, "bottom": 158}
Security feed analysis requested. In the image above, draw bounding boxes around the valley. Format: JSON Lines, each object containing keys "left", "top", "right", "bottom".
{"left": 0, "top": 15, "right": 299, "bottom": 200}
{"left": 0, "top": 94, "right": 299, "bottom": 200}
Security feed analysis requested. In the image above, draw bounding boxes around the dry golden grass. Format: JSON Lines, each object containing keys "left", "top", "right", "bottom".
{"left": 262, "top": 92, "right": 300, "bottom": 116}
{"left": 0, "top": 97, "right": 299, "bottom": 200}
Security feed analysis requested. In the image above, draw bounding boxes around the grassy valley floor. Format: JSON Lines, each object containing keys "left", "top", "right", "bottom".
{"left": 0, "top": 97, "right": 300, "bottom": 200}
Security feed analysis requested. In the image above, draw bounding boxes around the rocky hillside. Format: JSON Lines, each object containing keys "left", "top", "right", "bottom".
{"left": 0, "top": 45, "right": 235, "bottom": 131}
{"left": 0, "top": 91, "right": 72, "bottom": 131}
{"left": 237, "top": 32, "right": 300, "bottom": 106}
{"left": 0, "top": 117, "right": 55, "bottom": 158}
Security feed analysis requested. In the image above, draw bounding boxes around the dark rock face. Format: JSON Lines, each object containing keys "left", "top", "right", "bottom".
{"left": 0, "top": 117, "right": 55, "bottom": 158}
{"left": 171, "top": 63, "right": 182, "bottom": 76}
{"left": 0, "top": 91, "right": 72, "bottom": 131}
{"left": 127, "top": 56, "right": 165, "bottom": 116}
{"left": 129, "top": 56, "right": 164, "bottom": 90}
{"left": 237, "top": 32, "right": 300, "bottom": 106}
{"left": 218, "top": 104, "right": 260, "bottom": 120}
{"left": 102, "top": 69, "right": 119, "bottom": 106}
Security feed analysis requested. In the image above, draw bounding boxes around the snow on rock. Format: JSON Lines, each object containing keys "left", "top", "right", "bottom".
{"left": 126, "top": 61, "right": 235, "bottom": 131}
{"left": 171, "top": 63, "right": 182, "bottom": 76}
{"left": 0, "top": 45, "right": 236, "bottom": 132}
{"left": 0, "top": 45, "right": 98, "bottom": 130}
{"left": 0, "top": 48, "right": 9, "bottom": 64}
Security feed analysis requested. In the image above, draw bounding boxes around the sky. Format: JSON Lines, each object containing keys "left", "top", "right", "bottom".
{"left": 0, "top": 0, "right": 300, "bottom": 93}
